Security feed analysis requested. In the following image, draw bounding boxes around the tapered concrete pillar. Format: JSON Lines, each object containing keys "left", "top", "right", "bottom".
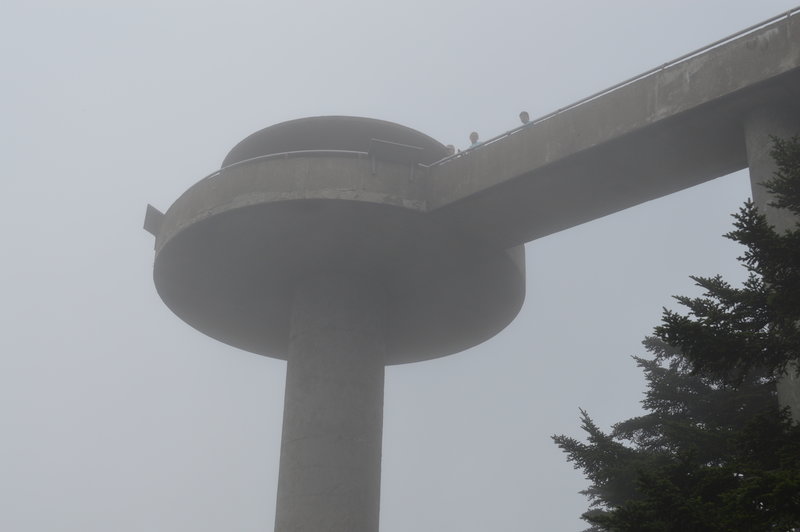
{"left": 744, "top": 107, "right": 800, "bottom": 421}
{"left": 275, "top": 273, "right": 386, "bottom": 532}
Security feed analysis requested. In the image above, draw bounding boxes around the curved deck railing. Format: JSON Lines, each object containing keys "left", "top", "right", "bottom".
{"left": 197, "top": 149, "right": 370, "bottom": 183}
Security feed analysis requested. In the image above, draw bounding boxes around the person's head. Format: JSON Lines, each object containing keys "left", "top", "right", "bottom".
{"left": 519, "top": 111, "right": 530, "bottom": 124}
{"left": 445, "top": 144, "right": 455, "bottom": 156}
{"left": 469, "top": 131, "right": 479, "bottom": 145}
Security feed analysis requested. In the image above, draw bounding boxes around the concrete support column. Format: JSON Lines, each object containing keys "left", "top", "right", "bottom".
{"left": 275, "top": 273, "right": 386, "bottom": 532}
{"left": 744, "top": 107, "right": 800, "bottom": 421}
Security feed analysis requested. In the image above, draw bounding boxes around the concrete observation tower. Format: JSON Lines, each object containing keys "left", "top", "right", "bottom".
{"left": 146, "top": 116, "right": 525, "bottom": 531}
{"left": 146, "top": 9, "right": 800, "bottom": 532}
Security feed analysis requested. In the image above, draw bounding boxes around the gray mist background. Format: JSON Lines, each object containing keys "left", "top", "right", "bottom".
{"left": 2, "top": 2, "right": 797, "bottom": 531}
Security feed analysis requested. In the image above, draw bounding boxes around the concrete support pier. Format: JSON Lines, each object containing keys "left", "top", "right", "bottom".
{"left": 275, "top": 273, "right": 386, "bottom": 532}
{"left": 744, "top": 107, "right": 800, "bottom": 421}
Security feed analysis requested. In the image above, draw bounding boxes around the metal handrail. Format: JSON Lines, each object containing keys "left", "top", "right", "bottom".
{"left": 429, "top": 6, "right": 800, "bottom": 167}
{"left": 197, "top": 149, "right": 369, "bottom": 182}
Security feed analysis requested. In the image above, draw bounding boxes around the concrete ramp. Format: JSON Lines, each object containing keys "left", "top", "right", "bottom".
{"left": 428, "top": 11, "right": 800, "bottom": 249}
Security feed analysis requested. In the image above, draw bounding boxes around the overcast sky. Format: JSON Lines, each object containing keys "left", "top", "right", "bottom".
{"left": 2, "top": 2, "right": 798, "bottom": 531}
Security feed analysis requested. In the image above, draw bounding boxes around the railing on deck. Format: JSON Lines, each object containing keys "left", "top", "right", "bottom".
{"left": 427, "top": 6, "right": 800, "bottom": 167}
{"left": 192, "top": 7, "right": 800, "bottom": 179}
{"left": 198, "top": 150, "right": 369, "bottom": 183}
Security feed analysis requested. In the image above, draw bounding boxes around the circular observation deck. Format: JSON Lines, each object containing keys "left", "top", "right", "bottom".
{"left": 153, "top": 116, "right": 525, "bottom": 364}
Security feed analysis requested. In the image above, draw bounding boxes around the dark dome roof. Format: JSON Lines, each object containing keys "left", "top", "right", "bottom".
{"left": 222, "top": 116, "right": 448, "bottom": 167}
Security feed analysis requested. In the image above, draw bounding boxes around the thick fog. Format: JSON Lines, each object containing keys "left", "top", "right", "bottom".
{"left": 2, "top": 2, "right": 797, "bottom": 531}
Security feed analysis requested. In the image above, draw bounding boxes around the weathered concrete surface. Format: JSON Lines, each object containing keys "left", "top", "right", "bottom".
{"left": 744, "top": 106, "right": 800, "bottom": 421}
{"left": 428, "top": 13, "right": 800, "bottom": 250}
{"left": 275, "top": 273, "right": 384, "bottom": 532}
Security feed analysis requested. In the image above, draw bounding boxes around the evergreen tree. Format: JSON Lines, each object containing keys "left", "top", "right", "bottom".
{"left": 553, "top": 137, "right": 800, "bottom": 531}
